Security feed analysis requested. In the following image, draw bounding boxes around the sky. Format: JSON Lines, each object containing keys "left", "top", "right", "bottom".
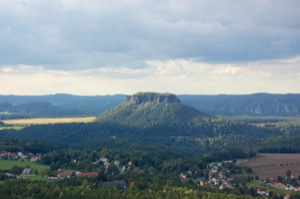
{"left": 1, "top": 0, "right": 300, "bottom": 95}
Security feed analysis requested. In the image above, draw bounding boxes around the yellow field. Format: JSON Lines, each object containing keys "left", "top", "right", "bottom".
{"left": 3, "top": 117, "right": 96, "bottom": 125}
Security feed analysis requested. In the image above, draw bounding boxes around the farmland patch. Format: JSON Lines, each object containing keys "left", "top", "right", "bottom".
{"left": 240, "top": 153, "right": 300, "bottom": 179}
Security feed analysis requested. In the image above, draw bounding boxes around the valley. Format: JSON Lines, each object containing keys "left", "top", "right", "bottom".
{"left": 1, "top": 92, "right": 300, "bottom": 198}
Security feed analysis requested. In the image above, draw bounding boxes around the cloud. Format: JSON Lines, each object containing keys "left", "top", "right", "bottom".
{"left": 1, "top": 55, "right": 300, "bottom": 95}
{"left": 0, "top": 0, "right": 300, "bottom": 71}
{"left": 1, "top": 0, "right": 300, "bottom": 95}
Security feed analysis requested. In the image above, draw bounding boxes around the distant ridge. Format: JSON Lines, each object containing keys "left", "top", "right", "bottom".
{"left": 1, "top": 93, "right": 300, "bottom": 117}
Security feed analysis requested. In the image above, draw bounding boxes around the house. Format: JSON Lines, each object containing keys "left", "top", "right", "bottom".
{"left": 285, "top": 184, "right": 294, "bottom": 191}
{"left": 9, "top": 153, "right": 18, "bottom": 160}
{"left": 120, "top": 166, "right": 126, "bottom": 174}
{"left": 104, "top": 161, "right": 110, "bottom": 168}
{"left": 199, "top": 180, "right": 208, "bottom": 186}
{"left": 4, "top": 173, "right": 15, "bottom": 178}
{"left": 114, "top": 160, "right": 120, "bottom": 167}
{"left": 30, "top": 156, "right": 38, "bottom": 162}
{"left": 92, "top": 160, "right": 99, "bottom": 165}
{"left": 100, "top": 157, "right": 109, "bottom": 162}
{"left": 219, "top": 182, "right": 233, "bottom": 190}
{"left": 273, "top": 183, "right": 285, "bottom": 189}
{"left": 57, "top": 171, "right": 73, "bottom": 178}
{"left": 269, "top": 176, "right": 278, "bottom": 183}
{"left": 21, "top": 168, "right": 31, "bottom": 175}
{"left": 257, "top": 188, "right": 268, "bottom": 196}
{"left": 17, "top": 152, "right": 27, "bottom": 159}
{"left": 219, "top": 184, "right": 228, "bottom": 190}
{"left": 127, "top": 162, "right": 133, "bottom": 167}
{"left": 0, "top": 152, "right": 8, "bottom": 158}
{"left": 284, "top": 194, "right": 290, "bottom": 199}
{"left": 179, "top": 173, "right": 187, "bottom": 180}
{"left": 209, "top": 177, "right": 220, "bottom": 186}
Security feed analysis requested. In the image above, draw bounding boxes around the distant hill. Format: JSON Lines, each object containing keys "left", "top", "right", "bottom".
{"left": 1, "top": 93, "right": 300, "bottom": 118}
{"left": 0, "top": 94, "right": 124, "bottom": 119}
{"left": 96, "top": 92, "right": 209, "bottom": 134}
{"left": 0, "top": 101, "right": 82, "bottom": 119}
{"left": 180, "top": 93, "right": 300, "bottom": 116}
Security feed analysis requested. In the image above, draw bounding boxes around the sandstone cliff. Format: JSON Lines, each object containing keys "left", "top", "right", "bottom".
{"left": 126, "top": 92, "right": 181, "bottom": 105}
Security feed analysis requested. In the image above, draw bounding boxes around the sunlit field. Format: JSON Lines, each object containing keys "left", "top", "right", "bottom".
{"left": 3, "top": 117, "right": 96, "bottom": 125}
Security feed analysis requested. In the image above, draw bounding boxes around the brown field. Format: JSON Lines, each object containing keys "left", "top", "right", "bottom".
{"left": 3, "top": 117, "right": 96, "bottom": 125}
{"left": 240, "top": 153, "right": 300, "bottom": 179}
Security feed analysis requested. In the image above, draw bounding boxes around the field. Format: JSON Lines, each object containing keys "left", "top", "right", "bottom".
{"left": 3, "top": 116, "right": 96, "bottom": 125}
{"left": 0, "top": 126, "right": 25, "bottom": 131}
{"left": 0, "top": 159, "right": 49, "bottom": 173}
{"left": 240, "top": 153, "right": 300, "bottom": 179}
{"left": 223, "top": 116, "right": 300, "bottom": 128}
{"left": 0, "top": 160, "right": 50, "bottom": 182}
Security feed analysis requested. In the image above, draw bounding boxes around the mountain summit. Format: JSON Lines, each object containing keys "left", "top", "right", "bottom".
{"left": 96, "top": 92, "right": 209, "bottom": 135}
{"left": 125, "top": 92, "right": 181, "bottom": 105}
{"left": 95, "top": 92, "right": 276, "bottom": 139}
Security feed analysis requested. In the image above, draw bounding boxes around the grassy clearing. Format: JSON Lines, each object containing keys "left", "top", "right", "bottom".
{"left": 245, "top": 180, "right": 264, "bottom": 187}
{"left": 237, "top": 159, "right": 247, "bottom": 164}
{"left": 3, "top": 116, "right": 96, "bottom": 125}
{"left": 0, "top": 160, "right": 49, "bottom": 173}
{"left": 0, "top": 180, "right": 4, "bottom": 185}
{"left": 0, "top": 126, "right": 25, "bottom": 131}
{"left": 22, "top": 175, "right": 48, "bottom": 181}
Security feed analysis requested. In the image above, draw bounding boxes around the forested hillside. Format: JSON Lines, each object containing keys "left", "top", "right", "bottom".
{"left": 0, "top": 93, "right": 281, "bottom": 154}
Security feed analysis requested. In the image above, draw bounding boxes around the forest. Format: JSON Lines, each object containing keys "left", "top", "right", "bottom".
{"left": 1, "top": 93, "right": 300, "bottom": 198}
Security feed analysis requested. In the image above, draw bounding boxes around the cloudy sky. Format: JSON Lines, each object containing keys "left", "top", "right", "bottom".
{"left": 1, "top": 0, "right": 300, "bottom": 95}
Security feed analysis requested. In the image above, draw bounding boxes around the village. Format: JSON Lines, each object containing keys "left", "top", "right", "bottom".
{"left": 179, "top": 160, "right": 300, "bottom": 197}
{"left": 1, "top": 150, "right": 300, "bottom": 197}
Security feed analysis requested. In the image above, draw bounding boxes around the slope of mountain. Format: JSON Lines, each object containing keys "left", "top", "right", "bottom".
{"left": 95, "top": 92, "right": 278, "bottom": 138}
{"left": 96, "top": 92, "right": 209, "bottom": 131}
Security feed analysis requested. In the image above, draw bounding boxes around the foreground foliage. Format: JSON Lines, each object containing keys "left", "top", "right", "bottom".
{"left": 0, "top": 178, "right": 256, "bottom": 199}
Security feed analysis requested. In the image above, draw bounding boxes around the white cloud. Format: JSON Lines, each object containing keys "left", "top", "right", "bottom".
{"left": 1, "top": 56, "right": 300, "bottom": 95}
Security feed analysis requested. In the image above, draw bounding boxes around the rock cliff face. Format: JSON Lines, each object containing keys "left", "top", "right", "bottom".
{"left": 126, "top": 92, "right": 181, "bottom": 105}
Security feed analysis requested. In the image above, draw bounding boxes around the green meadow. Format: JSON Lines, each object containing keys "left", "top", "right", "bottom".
{"left": 0, "top": 126, "right": 24, "bottom": 131}
{"left": 0, "top": 159, "right": 49, "bottom": 173}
